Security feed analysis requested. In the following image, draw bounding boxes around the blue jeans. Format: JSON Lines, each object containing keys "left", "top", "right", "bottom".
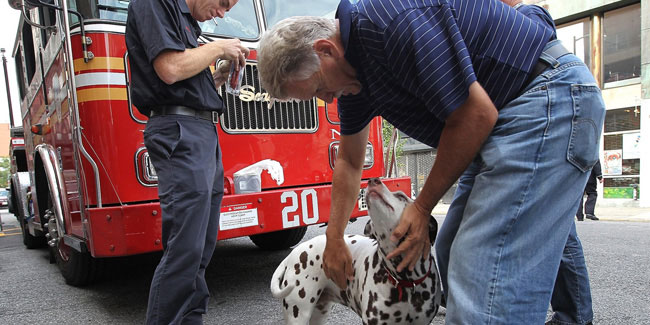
{"left": 435, "top": 44, "right": 604, "bottom": 324}
{"left": 549, "top": 223, "right": 593, "bottom": 324}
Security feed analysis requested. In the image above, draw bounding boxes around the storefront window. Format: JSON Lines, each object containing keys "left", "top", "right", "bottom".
{"left": 602, "top": 107, "right": 641, "bottom": 199}
{"left": 603, "top": 3, "right": 641, "bottom": 87}
{"left": 557, "top": 19, "right": 590, "bottom": 68}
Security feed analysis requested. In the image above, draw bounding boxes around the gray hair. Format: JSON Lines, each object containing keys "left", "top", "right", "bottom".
{"left": 258, "top": 16, "right": 337, "bottom": 99}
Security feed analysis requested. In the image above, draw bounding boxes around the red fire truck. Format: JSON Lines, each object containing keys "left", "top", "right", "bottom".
{"left": 6, "top": 0, "right": 409, "bottom": 286}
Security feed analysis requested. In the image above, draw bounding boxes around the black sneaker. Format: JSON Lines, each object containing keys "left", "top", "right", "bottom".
{"left": 586, "top": 214, "right": 599, "bottom": 221}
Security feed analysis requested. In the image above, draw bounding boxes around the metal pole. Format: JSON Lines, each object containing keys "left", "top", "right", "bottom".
{"left": 1, "top": 48, "right": 15, "bottom": 128}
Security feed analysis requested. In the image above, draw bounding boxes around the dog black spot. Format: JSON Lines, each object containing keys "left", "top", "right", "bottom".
{"left": 294, "top": 263, "right": 301, "bottom": 275}
{"left": 296, "top": 280, "right": 300, "bottom": 286}
{"left": 351, "top": 240, "right": 357, "bottom": 244}
{"left": 299, "top": 288, "right": 306, "bottom": 299}
{"left": 309, "top": 244, "right": 313, "bottom": 248}
{"left": 410, "top": 291, "right": 425, "bottom": 312}
{"left": 310, "top": 260, "right": 314, "bottom": 266}
{"left": 372, "top": 252, "right": 380, "bottom": 269}
{"left": 300, "top": 251, "right": 309, "bottom": 269}
{"left": 348, "top": 235, "right": 354, "bottom": 238}
{"left": 283, "top": 299, "right": 288, "bottom": 310}
{"left": 311, "top": 297, "right": 315, "bottom": 303}
{"left": 393, "top": 311, "right": 401, "bottom": 317}
{"left": 339, "top": 290, "right": 349, "bottom": 305}
{"left": 284, "top": 280, "right": 288, "bottom": 287}
{"left": 368, "top": 319, "right": 378, "bottom": 325}
{"left": 379, "top": 311, "right": 390, "bottom": 320}
{"left": 395, "top": 318, "right": 402, "bottom": 322}
{"left": 373, "top": 267, "right": 388, "bottom": 285}
{"left": 317, "top": 289, "right": 322, "bottom": 296}
{"left": 405, "top": 313, "right": 413, "bottom": 322}
{"left": 293, "top": 305, "right": 299, "bottom": 318}
{"left": 316, "top": 255, "right": 320, "bottom": 260}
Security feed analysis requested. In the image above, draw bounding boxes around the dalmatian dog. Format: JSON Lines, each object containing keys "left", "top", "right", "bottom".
{"left": 270, "top": 178, "right": 441, "bottom": 324}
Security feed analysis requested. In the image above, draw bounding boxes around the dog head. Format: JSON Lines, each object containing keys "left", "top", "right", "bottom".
{"left": 364, "top": 178, "right": 438, "bottom": 245}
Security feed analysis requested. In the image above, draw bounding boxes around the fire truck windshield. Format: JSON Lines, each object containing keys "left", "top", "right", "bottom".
{"left": 263, "top": 0, "right": 339, "bottom": 28}
{"left": 198, "top": 0, "right": 260, "bottom": 40}
{"left": 67, "top": 0, "right": 129, "bottom": 23}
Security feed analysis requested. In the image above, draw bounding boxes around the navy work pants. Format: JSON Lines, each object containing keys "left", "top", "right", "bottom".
{"left": 144, "top": 115, "right": 223, "bottom": 325}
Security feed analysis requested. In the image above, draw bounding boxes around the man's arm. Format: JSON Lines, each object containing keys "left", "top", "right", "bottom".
{"left": 322, "top": 124, "right": 371, "bottom": 289}
{"left": 387, "top": 81, "right": 498, "bottom": 271}
{"left": 154, "top": 39, "right": 249, "bottom": 85}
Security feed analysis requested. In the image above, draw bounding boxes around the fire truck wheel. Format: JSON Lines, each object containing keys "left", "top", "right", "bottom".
{"left": 53, "top": 240, "right": 104, "bottom": 286}
{"left": 249, "top": 227, "right": 308, "bottom": 250}
{"left": 45, "top": 206, "right": 103, "bottom": 286}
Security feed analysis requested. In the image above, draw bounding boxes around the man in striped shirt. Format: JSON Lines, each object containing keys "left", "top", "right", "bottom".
{"left": 258, "top": 0, "right": 604, "bottom": 323}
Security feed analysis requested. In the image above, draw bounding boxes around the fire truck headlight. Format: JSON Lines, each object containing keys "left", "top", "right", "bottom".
{"left": 364, "top": 144, "right": 374, "bottom": 168}
{"left": 329, "top": 142, "right": 374, "bottom": 170}
{"left": 143, "top": 152, "right": 158, "bottom": 182}
{"left": 136, "top": 148, "right": 158, "bottom": 186}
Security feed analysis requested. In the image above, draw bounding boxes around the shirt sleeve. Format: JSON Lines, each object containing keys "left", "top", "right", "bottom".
{"left": 130, "top": 0, "right": 187, "bottom": 64}
{"left": 380, "top": 6, "right": 477, "bottom": 121}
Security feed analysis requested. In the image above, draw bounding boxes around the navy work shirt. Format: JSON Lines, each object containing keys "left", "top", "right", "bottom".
{"left": 336, "top": 0, "right": 555, "bottom": 147}
{"left": 125, "top": 0, "right": 223, "bottom": 116}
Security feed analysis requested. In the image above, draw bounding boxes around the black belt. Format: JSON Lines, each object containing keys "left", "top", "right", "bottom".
{"left": 148, "top": 105, "right": 219, "bottom": 123}
{"left": 523, "top": 41, "right": 571, "bottom": 89}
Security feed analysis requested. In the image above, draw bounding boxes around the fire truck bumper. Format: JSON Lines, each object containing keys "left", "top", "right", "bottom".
{"left": 86, "top": 177, "right": 411, "bottom": 257}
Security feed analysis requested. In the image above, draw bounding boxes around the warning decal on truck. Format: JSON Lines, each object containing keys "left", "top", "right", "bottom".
{"left": 220, "top": 203, "right": 259, "bottom": 231}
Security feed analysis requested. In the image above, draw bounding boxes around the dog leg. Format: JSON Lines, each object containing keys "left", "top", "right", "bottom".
{"left": 308, "top": 301, "right": 333, "bottom": 325}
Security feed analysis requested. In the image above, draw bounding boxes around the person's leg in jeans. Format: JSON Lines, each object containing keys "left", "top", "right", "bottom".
{"left": 144, "top": 116, "right": 219, "bottom": 325}
{"left": 549, "top": 223, "right": 594, "bottom": 325}
{"left": 435, "top": 157, "right": 481, "bottom": 302}
{"left": 437, "top": 52, "right": 604, "bottom": 324}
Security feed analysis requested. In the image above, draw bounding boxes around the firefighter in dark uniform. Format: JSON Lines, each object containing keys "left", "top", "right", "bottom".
{"left": 576, "top": 159, "right": 603, "bottom": 221}
{"left": 125, "top": 0, "right": 248, "bottom": 323}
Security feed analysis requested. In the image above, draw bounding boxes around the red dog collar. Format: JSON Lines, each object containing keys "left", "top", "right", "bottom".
{"left": 384, "top": 256, "right": 433, "bottom": 301}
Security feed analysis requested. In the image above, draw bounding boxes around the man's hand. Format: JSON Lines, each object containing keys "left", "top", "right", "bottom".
{"left": 386, "top": 202, "right": 431, "bottom": 272}
{"left": 212, "top": 38, "right": 249, "bottom": 70}
{"left": 213, "top": 59, "right": 230, "bottom": 88}
{"left": 322, "top": 237, "right": 354, "bottom": 289}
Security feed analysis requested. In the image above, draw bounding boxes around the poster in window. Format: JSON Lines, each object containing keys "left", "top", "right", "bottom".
{"left": 603, "top": 150, "right": 622, "bottom": 176}
{"left": 622, "top": 133, "right": 640, "bottom": 159}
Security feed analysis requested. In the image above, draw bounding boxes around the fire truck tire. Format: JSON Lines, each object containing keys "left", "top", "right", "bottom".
{"left": 55, "top": 244, "right": 104, "bottom": 286}
{"left": 249, "top": 227, "right": 308, "bottom": 250}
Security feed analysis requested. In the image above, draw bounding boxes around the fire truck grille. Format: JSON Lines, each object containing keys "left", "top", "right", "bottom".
{"left": 219, "top": 63, "right": 318, "bottom": 133}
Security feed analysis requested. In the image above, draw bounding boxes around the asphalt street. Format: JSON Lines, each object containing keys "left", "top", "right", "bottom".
{"left": 1, "top": 209, "right": 649, "bottom": 324}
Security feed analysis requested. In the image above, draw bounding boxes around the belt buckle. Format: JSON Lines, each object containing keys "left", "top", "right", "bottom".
{"left": 211, "top": 111, "right": 219, "bottom": 124}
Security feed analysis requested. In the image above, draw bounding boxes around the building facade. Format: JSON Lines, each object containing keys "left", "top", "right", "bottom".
{"left": 398, "top": 0, "right": 649, "bottom": 208}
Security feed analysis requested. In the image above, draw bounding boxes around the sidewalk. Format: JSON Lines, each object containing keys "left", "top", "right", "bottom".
{"left": 431, "top": 203, "right": 650, "bottom": 222}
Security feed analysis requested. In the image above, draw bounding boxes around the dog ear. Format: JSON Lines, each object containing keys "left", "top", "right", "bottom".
{"left": 428, "top": 216, "right": 438, "bottom": 245}
{"left": 363, "top": 219, "right": 376, "bottom": 240}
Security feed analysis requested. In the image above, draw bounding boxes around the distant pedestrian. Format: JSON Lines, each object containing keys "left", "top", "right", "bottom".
{"left": 577, "top": 159, "right": 603, "bottom": 221}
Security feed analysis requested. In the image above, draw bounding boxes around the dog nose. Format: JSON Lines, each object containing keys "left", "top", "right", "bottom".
{"left": 368, "top": 178, "right": 382, "bottom": 186}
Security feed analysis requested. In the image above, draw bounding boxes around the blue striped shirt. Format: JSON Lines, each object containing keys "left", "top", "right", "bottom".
{"left": 336, "top": 0, "right": 554, "bottom": 147}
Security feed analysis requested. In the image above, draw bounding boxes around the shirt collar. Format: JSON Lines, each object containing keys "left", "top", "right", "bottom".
{"left": 336, "top": 0, "right": 358, "bottom": 67}
{"left": 178, "top": 0, "right": 191, "bottom": 14}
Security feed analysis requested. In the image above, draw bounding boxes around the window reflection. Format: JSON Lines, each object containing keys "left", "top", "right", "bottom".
{"left": 603, "top": 3, "right": 641, "bottom": 86}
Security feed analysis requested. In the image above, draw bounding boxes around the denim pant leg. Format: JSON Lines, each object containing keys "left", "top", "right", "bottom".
{"left": 435, "top": 156, "right": 482, "bottom": 299}
{"left": 143, "top": 115, "right": 220, "bottom": 325}
{"left": 550, "top": 222, "right": 594, "bottom": 324}
{"left": 441, "top": 54, "right": 604, "bottom": 324}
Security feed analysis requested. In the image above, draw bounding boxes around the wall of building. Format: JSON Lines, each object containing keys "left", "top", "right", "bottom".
{"left": 0, "top": 123, "right": 9, "bottom": 157}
